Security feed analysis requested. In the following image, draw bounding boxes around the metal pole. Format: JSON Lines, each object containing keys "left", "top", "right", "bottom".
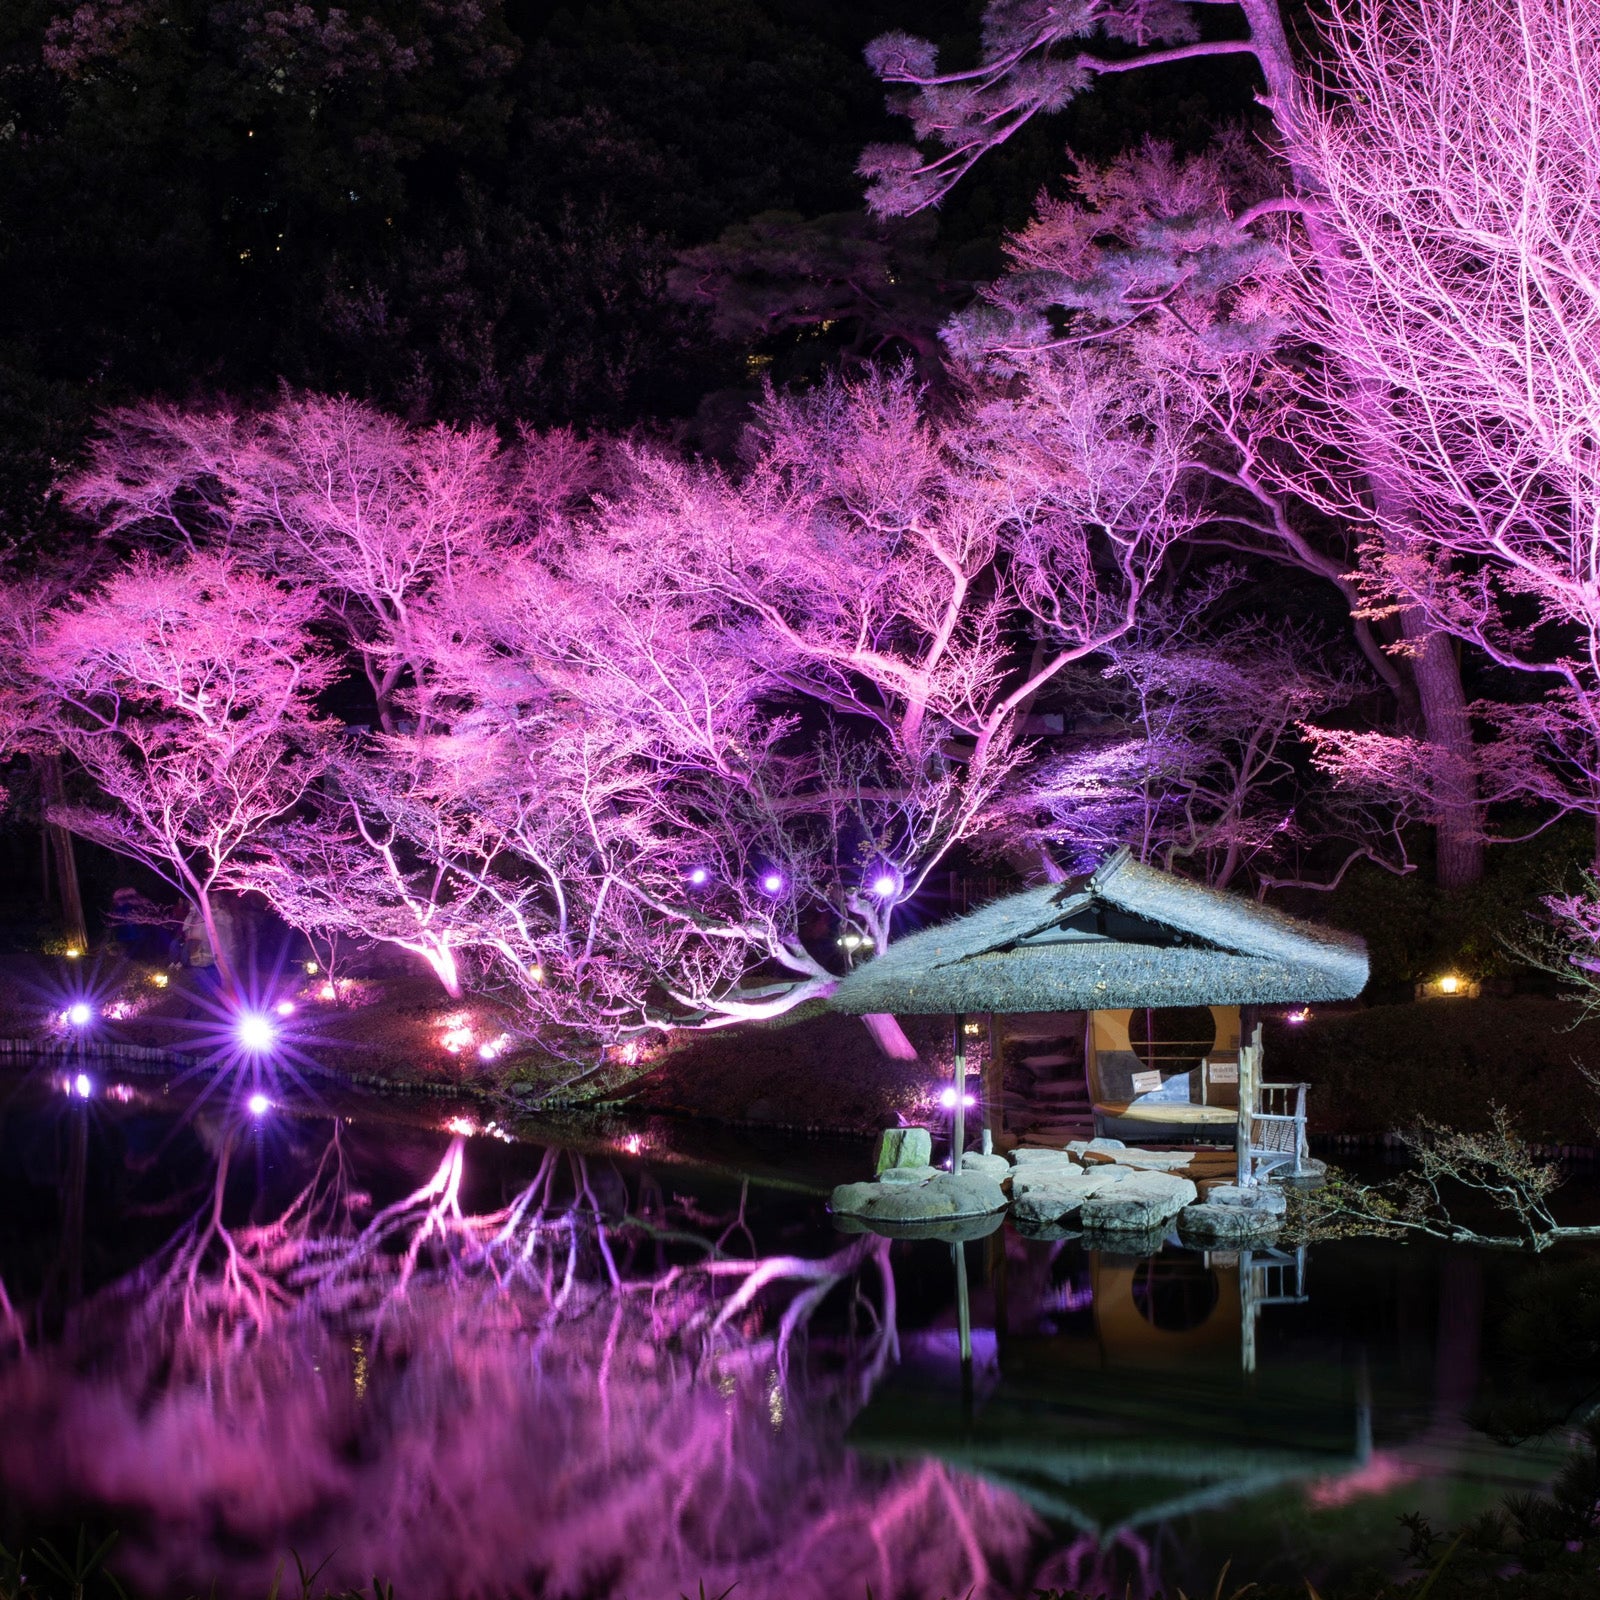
{"left": 952, "top": 1012, "right": 966, "bottom": 1168}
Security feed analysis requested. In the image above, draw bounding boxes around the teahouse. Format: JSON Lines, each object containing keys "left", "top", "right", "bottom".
{"left": 831, "top": 849, "right": 1368, "bottom": 1184}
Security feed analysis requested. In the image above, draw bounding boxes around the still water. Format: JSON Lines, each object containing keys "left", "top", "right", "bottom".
{"left": 0, "top": 1063, "right": 1590, "bottom": 1599}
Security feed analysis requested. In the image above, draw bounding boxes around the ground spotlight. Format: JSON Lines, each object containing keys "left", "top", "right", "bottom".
{"left": 236, "top": 1012, "right": 277, "bottom": 1053}
{"left": 65, "top": 1001, "right": 93, "bottom": 1027}
{"left": 247, "top": 1092, "right": 272, "bottom": 1116}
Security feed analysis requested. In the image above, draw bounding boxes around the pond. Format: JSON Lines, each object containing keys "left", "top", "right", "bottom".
{"left": 0, "top": 1060, "right": 1592, "bottom": 1600}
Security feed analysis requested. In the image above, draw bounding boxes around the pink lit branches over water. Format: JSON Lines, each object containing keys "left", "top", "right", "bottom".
{"left": 0, "top": 1133, "right": 1052, "bottom": 1598}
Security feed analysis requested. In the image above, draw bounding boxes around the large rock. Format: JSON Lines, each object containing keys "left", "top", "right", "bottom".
{"left": 959, "top": 1151, "right": 1012, "bottom": 1184}
{"left": 1079, "top": 1171, "right": 1197, "bottom": 1232}
{"left": 1177, "top": 1183, "right": 1286, "bottom": 1243}
{"left": 831, "top": 1170, "right": 1008, "bottom": 1225}
{"left": 873, "top": 1126, "right": 933, "bottom": 1175}
{"left": 1009, "top": 1164, "right": 1133, "bottom": 1227}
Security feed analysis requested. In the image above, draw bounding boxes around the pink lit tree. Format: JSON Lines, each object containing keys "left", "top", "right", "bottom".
{"left": 16, "top": 553, "right": 334, "bottom": 993}
{"left": 859, "top": 0, "right": 1493, "bottom": 888}
{"left": 45, "top": 369, "right": 1197, "bottom": 1040}
{"left": 1280, "top": 0, "right": 1600, "bottom": 860}
{"left": 994, "top": 583, "right": 1395, "bottom": 892}
{"left": 542, "top": 361, "right": 1199, "bottom": 1024}
{"left": 65, "top": 395, "right": 592, "bottom": 735}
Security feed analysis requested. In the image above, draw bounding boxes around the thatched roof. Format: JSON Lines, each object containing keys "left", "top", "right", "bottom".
{"left": 830, "top": 849, "right": 1368, "bottom": 1015}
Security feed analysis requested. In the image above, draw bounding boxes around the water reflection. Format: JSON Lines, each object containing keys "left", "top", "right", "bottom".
{"left": 0, "top": 1074, "right": 1583, "bottom": 1599}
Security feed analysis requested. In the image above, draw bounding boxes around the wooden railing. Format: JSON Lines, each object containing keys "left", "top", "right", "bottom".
{"left": 1241, "top": 1079, "right": 1309, "bottom": 1183}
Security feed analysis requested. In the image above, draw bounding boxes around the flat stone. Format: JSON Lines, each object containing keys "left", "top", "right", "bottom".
{"left": 959, "top": 1151, "right": 1012, "bottom": 1183}
{"left": 1204, "top": 1183, "right": 1287, "bottom": 1215}
{"left": 1069, "top": 1139, "right": 1194, "bottom": 1171}
{"left": 1009, "top": 1165, "right": 1133, "bottom": 1226}
{"left": 1079, "top": 1171, "right": 1198, "bottom": 1232}
{"left": 830, "top": 1171, "right": 1008, "bottom": 1225}
{"left": 1011, "top": 1147, "right": 1082, "bottom": 1168}
{"left": 879, "top": 1164, "right": 942, "bottom": 1184}
{"left": 873, "top": 1126, "right": 933, "bottom": 1175}
{"left": 1178, "top": 1203, "right": 1284, "bottom": 1243}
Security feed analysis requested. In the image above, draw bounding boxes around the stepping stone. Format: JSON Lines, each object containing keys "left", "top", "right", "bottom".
{"left": 959, "top": 1151, "right": 1012, "bottom": 1183}
{"left": 1079, "top": 1171, "right": 1198, "bottom": 1232}
{"left": 1009, "top": 1165, "right": 1133, "bottom": 1227}
{"left": 830, "top": 1170, "right": 1008, "bottom": 1225}
{"left": 1010, "top": 1147, "right": 1082, "bottom": 1167}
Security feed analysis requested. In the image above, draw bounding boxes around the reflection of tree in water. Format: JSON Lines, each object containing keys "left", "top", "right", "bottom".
{"left": 0, "top": 1133, "right": 1045, "bottom": 1599}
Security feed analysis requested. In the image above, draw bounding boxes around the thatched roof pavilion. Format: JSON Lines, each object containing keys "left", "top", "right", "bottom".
{"left": 830, "top": 849, "right": 1368, "bottom": 1017}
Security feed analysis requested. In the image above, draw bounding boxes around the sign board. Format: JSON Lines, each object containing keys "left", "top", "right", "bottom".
{"left": 1130, "top": 1069, "right": 1163, "bottom": 1095}
{"left": 1208, "top": 1060, "right": 1239, "bottom": 1084}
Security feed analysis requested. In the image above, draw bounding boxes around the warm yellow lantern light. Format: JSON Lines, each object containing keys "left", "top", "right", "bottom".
{"left": 1439, "top": 975, "right": 1460, "bottom": 994}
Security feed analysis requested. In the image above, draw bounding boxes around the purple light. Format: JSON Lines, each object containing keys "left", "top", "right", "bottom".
{"left": 275, "top": 999, "right": 296, "bottom": 1017}
{"left": 236, "top": 1012, "right": 277, "bottom": 1053}
{"left": 687, "top": 866, "right": 711, "bottom": 887}
{"left": 938, "top": 1087, "right": 976, "bottom": 1109}
{"left": 73, "top": 1072, "right": 92, "bottom": 1099}
{"left": 870, "top": 871, "right": 899, "bottom": 898}
{"left": 760, "top": 872, "right": 784, "bottom": 895}
{"left": 65, "top": 1002, "right": 93, "bottom": 1027}
{"left": 247, "top": 1092, "right": 272, "bottom": 1116}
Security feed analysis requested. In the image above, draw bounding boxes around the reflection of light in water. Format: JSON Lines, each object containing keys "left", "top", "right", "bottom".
{"left": 1306, "top": 1450, "right": 1422, "bottom": 1508}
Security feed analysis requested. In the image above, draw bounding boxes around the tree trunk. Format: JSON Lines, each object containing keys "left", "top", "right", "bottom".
{"left": 38, "top": 752, "right": 87, "bottom": 950}
{"left": 1242, "top": 0, "right": 1486, "bottom": 887}
{"left": 1406, "top": 621, "right": 1484, "bottom": 888}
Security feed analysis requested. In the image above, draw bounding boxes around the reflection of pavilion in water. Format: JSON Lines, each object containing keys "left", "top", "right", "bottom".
{"left": 850, "top": 1233, "right": 1368, "bottom": 1552}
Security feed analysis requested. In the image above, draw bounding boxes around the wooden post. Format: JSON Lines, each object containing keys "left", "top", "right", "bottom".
{"left": 951, "top": 1012, "right": 967, "bottom": 1167}
{"left": 1236, "top": 1020, "right": 1261, "bottom": 1187}
{"left": 984, "top": 1011, "right": 1003, "bottom": 1152}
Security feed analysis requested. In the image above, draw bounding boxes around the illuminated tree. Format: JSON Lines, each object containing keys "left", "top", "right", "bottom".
{"left": 19, "top": 553, "right": 334, "bottom": 992}
{"left": 1280, "top": 0, "right": 1600, "bottom": 862}
{"left": 1000, "top": 586, "right": 1389, "bottom": 892}
{"left": 859, "top": 0, "right": 1491, "bottom": 887}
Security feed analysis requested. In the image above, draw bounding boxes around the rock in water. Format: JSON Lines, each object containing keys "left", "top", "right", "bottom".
{"left": 959, "top": 1151, "right": 1012, "bottom": 1183}
{"left": 873, "top": 1126, "right": 933, "bottom": 1175}
{"left": 1008, "top": 1164, "right": 1132, "bottom": 1226}
{"left": 831, "top": 1170, "right": 1007, "bottom": 1223}
{"left": 1011, "top": 1147, "right": 1082, "bottom": 1168}
{"left": 1079, "top": 1171, "right": 1198, "bottom": 1232}
{"left": 879, "top": 1164, "right": 941, "bottom": 1185}
{"left": 1177, "top": 1183, "right": 1286, "bottom": 1242}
